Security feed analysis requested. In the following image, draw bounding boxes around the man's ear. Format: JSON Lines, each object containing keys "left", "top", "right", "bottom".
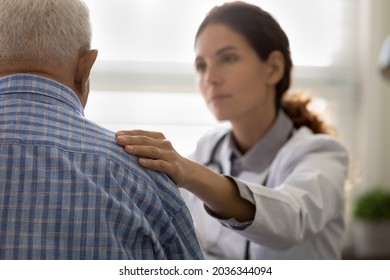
{"left": 75, "top": 49, "right": 98, "bottom": 106}
{"left": 265, "top": 50, "right": 285, "bottom": 86}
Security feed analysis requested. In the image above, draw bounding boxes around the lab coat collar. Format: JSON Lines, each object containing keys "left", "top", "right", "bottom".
{"left": 228, "top": 110, "right": 294, "bottom": 175}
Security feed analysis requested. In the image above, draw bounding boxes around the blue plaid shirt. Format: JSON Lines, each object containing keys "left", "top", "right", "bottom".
{"left": 0, "top": 74, "right": 203, "bottom": 260}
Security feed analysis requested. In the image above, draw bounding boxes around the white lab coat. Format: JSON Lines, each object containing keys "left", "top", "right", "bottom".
{"left": 181, "top": 124, "right": 349, "bottom": 260}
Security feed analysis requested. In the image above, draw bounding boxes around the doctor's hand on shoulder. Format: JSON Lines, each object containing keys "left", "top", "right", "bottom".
{"left": 115, "top": 129, "right": 255, "bottom": 223}
{"left": 116, "top": 130, "right": 188, "bottom": 186}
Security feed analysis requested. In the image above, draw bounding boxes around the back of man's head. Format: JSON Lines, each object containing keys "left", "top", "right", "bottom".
{"left": 0, "top": 0, "right": 91, "bottom": 67}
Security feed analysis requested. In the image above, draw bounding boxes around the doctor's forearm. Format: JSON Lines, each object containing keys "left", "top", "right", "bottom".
{"left": 182, "top": 159, "right": 255, "bottom": 222}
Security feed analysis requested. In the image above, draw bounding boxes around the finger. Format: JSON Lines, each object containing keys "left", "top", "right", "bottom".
{"left": 116, "top": 129, "right": 165, "bottom": 140}
{"left": 116, "top": 135, "right": 137, "bottom": 146}
{"left": 116, "top": 135, "right": 163, "bottom": 147}
{"left": 138, "top": 158, "right": 173, "bottom": 175}
{"left": 124, "top": 144, "right": 165, "bottom": 160}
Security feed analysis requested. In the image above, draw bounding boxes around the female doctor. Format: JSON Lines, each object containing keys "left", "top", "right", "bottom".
{"left": 116, "top": 1, "right": 349, "bottom": 259}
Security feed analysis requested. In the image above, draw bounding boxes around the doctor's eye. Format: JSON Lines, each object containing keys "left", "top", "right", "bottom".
{"left": 221, "top": 53, "right": 239, "bottom": 64}
{"left": 195, "top": 60, "right": 207, "bottom": 73}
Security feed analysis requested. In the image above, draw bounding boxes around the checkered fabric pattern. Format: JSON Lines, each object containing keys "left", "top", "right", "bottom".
{"left": 0, "top": 74, "right": 203, "bottom": 260}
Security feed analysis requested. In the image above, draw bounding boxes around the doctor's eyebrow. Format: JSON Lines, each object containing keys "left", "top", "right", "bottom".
{"left": 216, "top": 46, "right": 238, "bottom": 56}
{"left": 195, "top": 46, "right": 239, "bottom": 61}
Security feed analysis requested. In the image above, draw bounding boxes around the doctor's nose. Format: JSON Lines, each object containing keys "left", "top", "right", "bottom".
{"left": 204, "top": 65, "right": 223, "bottom": 85}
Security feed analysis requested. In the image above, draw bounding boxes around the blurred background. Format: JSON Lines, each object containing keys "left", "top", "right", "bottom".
{"left": 82, "top": 0, "right": 390, "bottom": 259}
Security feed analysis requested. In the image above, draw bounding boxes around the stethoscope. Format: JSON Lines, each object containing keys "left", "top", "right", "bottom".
{"left": 203, "top": 132, "right": 229, "bottom": 174}
{"left": 202, "top": 128, "right": 294, "bottom": 259}
{"left": 203, "top": 127, "right": 294, "bottom": 175}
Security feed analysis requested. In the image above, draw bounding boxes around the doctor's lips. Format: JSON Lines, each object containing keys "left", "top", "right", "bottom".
{"left": 208, "top": 93, "right": 232, "bottom": 104}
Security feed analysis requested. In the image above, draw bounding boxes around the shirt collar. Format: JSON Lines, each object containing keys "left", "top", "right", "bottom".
{"left": 228, "top": 110, "right": 294, "bottom": 175}
{"left": 0, "top": 74, "right": 84, "bottom": 116}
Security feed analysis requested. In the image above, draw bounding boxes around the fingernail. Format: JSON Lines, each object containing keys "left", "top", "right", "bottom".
{"left": 125, "top": 145, "right": 134, "bottom": 151}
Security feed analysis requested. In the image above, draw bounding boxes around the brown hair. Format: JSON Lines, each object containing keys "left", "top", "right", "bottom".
{"left": 195, "top": 1, "right": 335, "bottom": 135}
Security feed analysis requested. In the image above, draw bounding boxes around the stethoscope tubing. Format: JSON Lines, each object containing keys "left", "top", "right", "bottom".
{"left": 203, "top": 132, "right": 229, "bottom": 173}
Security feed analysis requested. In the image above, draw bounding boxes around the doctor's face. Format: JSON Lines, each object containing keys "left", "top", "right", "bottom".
{"left": 194, "top": 24, "right": 276, "bottom": 123}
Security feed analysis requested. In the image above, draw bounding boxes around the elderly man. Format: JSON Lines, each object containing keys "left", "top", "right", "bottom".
{"left": 0, "top": 0, "right": 203, "bottom": 260}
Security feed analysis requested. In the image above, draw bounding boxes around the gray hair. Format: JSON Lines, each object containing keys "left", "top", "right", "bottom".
{"left": 0, "top": 0, "right": 92, "bottom": 66}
